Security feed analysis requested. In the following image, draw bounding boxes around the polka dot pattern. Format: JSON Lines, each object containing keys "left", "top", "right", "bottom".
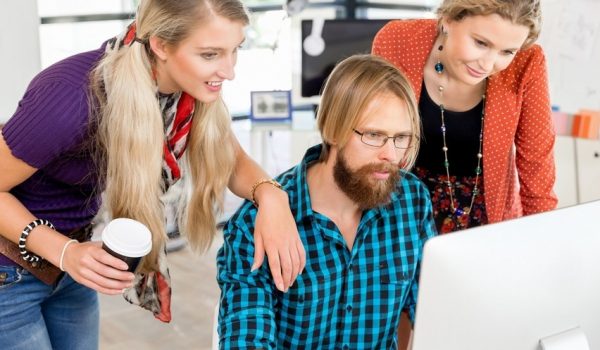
{"left": 373, "top": 19, "right": 558, "bottom": 223}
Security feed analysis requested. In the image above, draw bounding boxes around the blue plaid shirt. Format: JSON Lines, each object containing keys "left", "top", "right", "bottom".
{"left": 217, "top": 145, "right": 436, "bottom": 350}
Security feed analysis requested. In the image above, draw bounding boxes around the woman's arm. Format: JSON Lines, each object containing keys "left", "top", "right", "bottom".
{"left": 0, "top": 132, "right": 133, "bottom": 294}
{"left": 227, "top": 136, "right": 306, "bottom": 292}
{"left": 514, "top": 47, "right": 558, "bottom": 214}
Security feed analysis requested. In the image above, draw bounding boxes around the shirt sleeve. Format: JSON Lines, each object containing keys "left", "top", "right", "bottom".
{"left": 2, "top": 80, "right": 90, "bottom": 169}
{"left": 372, "top": 20, "right": 394, "bottom": 57}
{"left": 514, "top": 46, "right": 558, "bottom": 214}
{"left": 217, "top": 215, "right": 278, "bottom": 350}
{"left": 403, "top": 182, "right": 437, "bottom": 323}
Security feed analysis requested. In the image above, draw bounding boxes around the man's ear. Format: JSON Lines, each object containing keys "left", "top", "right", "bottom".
{"left": 149, "top": 36, "right": 169, "bottom": 61}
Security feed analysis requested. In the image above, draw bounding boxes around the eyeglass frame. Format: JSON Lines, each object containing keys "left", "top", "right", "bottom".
{"left": 352, "top": 129, "right": 414, "bottom": 149}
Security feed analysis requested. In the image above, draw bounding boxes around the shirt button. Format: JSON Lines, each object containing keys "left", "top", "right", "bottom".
{"left": 346, "top": 305, "right": 353, "bottom": 313}
{"left": 348, "top": 263, "right": 353, "bottom": 270}
{"left": 343, "top": 344, "right": 349, "bottom": 350}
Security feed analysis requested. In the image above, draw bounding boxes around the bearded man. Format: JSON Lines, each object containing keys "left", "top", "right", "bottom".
{"left": 217, "top": 54, "right": 437, "bottom": 350}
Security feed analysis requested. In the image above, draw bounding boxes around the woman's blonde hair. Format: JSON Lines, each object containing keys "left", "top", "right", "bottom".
{"left": 90, "top": 0, "right": 249, "bottom": 272}
{"left": 317, "top": 54, "right": 421, "bottom": 170}
{"left": 436, "top": 0, "right": 542, "bottom": 48}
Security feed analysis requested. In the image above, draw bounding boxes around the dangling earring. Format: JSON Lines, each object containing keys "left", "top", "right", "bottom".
{"left": 435, "top": 44, "right": 444, "bottom": 74}
{"left": 435, "top": 28, "right": 447, "bottom": 74}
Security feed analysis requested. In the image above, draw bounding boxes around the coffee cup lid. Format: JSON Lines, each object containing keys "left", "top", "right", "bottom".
{"left": 102, "top": 218, "right": 152, "bottom": 258}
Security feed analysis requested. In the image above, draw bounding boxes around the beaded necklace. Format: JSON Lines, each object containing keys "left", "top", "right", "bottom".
{"left": 434, "top": 43, "right": 485, "bottom": 218}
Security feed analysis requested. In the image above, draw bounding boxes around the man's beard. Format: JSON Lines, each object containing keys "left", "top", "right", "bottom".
{"left": 333, "top": 151, "right": 400, "bottom": 209}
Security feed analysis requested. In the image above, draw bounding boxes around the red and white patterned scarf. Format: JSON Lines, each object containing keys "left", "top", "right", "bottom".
{"left": 107, "top": 22, "right": 194, "bottom": 189}
{"left": 159, "top": 91, "right": 194, "bottom": 187}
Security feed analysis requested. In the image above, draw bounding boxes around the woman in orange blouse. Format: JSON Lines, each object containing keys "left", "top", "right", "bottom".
{"left": 373, "top": 1, "right": 558, "bottom": 348}
{"left": 373, "top": 0, "right": 557, "bottom": 235}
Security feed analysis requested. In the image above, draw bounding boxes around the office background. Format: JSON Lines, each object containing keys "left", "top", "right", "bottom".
{"left": 1, "top": 1, "right": 600, "bottom": 348}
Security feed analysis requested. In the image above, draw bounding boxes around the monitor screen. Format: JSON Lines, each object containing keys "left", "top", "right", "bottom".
{"left": 412, "top": 200, "right": 600, "bottom": 350}
{"left": 300, "top": 19, "right": 390, "bottom": 98}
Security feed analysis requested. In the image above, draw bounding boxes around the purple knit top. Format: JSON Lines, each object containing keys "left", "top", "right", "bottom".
{"left": 1, "top": 45, "right": 106, "bottom": 266}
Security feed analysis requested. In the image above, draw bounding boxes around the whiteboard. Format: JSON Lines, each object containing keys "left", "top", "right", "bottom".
{"left": 539, "top": 0, "right": 600, "bottom": 113}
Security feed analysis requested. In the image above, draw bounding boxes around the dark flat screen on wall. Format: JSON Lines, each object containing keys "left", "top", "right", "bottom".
{"left": 301, "top": 19, "right": 390, "bottom": 98}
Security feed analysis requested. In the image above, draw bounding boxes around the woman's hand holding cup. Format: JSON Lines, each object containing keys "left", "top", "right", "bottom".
{"left": 62, "top": 218, "right": 152, "bottom": 295}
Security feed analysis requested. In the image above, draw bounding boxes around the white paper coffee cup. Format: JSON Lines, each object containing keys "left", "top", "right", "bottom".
{"left": 101, "top": 218, "right": 152, "bottom": 272}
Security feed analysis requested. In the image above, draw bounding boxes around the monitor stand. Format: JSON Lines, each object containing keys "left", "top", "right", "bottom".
{"left": 539, "top": 327, "right": 590, "bottom": 350}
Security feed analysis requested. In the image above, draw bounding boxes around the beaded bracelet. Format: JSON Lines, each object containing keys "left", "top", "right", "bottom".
{"left": 250, "top": 179, "right": 282, "bottom": 206}
{"left": 18, "top": 219, "right": 55, "bottom": 263}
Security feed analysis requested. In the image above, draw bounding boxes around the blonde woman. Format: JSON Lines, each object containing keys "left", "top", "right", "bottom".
{"left": 0, "top": 0, "right": 304, "bottom": 348}
{"left": 373, "top": 0, "right": 557, "bottom": 347}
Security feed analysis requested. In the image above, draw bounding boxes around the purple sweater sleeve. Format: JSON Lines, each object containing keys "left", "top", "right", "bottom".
{"left": 3, "top": 75, "right": 90, "bottom": 169}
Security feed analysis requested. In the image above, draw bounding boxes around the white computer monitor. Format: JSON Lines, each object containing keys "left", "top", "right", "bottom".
{"left": 412, "top": 200, "right": 600, "bottom": 350}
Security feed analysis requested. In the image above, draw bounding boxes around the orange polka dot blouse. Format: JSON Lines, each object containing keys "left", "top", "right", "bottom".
{"left": 372, "top": 19, "right": 558, "bottom": 223}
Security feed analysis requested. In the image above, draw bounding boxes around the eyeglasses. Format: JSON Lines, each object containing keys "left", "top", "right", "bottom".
{"left": 353, "top": 129, "right": 412, "bottom": 149}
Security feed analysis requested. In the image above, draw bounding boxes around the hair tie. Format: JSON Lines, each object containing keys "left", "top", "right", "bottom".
{"left": 130, "top": 36, "right": 147, "bottom": 47}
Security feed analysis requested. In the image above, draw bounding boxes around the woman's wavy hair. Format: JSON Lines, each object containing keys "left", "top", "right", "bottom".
{"left": 436, "top": 0, "right": 542, "bottom": 49}
{"left": 317, "top": 54, "right": 421, "bottom": 171}
{"left": 90, "top": 0, "right": 249, "bottom": 272}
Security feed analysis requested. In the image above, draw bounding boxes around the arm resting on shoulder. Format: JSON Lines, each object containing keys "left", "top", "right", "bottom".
{"left": 226, "top": 136, "right": 305, "bottom": 292}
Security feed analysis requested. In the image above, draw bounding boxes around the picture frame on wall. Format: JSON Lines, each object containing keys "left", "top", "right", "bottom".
{"left": 250, "top": 90, "right": 292, "bottom": 122}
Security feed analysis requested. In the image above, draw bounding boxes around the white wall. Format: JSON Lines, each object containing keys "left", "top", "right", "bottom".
{"left": 0, "top": 1, "right": 40, "bottom": 123}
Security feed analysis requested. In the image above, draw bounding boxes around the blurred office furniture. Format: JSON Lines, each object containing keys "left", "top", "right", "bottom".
{"left": 554, "top": 136, "right": 600, "bottom": 207}
{"left": 574, "top": 138, "right": 600, "bottom": 203}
